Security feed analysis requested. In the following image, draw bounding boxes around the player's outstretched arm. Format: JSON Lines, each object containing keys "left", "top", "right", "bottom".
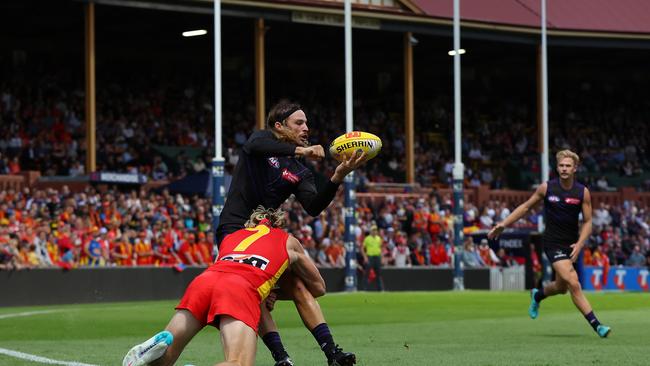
{"left": 296, "top": 150, "right": 367, "bottom": 216}
{"left": 286, "top": 235, "right": 326, "bottom": 297}
{"left": 488, "top": 182, "right": 547, "bottom": 239}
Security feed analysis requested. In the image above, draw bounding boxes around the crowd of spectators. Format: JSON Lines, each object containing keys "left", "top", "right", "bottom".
{"left": 2, "top": 79, "right": 649, "bottom": 191}
{"left": 2, "top": 186, "right": 648, "bottom": 272}
{"left": 2, "top": 71, "right": 649, "bottom": 272}
{"left": 0, "top": 78, "right": 243, "bottom": 180}
{"left": 0, "top": 186, "right": 214, "bottom": 271}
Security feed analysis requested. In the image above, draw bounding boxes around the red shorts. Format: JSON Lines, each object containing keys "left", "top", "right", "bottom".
{"left": 176, "top": 270, "right": 261, "bottom": 332}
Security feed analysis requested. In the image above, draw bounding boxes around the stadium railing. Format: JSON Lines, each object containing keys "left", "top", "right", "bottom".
{"left": 2, "top": 172, "right": 649, "bottom": 207}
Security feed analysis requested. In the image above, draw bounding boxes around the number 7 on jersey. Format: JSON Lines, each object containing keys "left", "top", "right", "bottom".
{"left": 233, "top": 225, "right": 270, "bottom": 252}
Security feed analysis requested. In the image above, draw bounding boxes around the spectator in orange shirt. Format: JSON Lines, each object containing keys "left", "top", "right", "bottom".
{"left": 176, "top": 232, "right": 198, "bottom": 265}
{"left": 111, "top": 232, "right": 134, "bottom": 266}
{"left": 428, "top": 211, "right": 444, "bottom": 240}
{"left": 325, "top": 236, "right": 346, "bottom": 267}
{"left": 8, "top": 157, "right": 21, "bottom": 174}
{"left": 134, "top": 232, "right": 154, "bottom": 266}
{"left": 194, "top": 232, "right": 212, "bottom": 266}
{"left": 429, "top": 239, "right": 449, "bottom": 266}
{"left": 18, "top": 240, "right": 38, "bottom": 268}
{"left": 591, "top": 246, "right": 610, "bottom": 286}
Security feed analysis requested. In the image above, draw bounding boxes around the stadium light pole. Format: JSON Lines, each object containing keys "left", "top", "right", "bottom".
{"left": 212, "top": 0, "right": 225, "bottom": 258}
{"left": 452, "top": 0, "right": 465, "bottom": 291}
{"left": 343, "top": 0, "right": 357, "bottom": 292}
{"left": 84, "top": 2, "right": 97, "bottom": 175}
{"left": 541, "top": 0, "right": 549, "bottom": 183}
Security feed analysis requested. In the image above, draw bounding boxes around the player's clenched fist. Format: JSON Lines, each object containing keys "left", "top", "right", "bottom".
{"left": 296, "top": 145, "right": 325, "bottom": 160}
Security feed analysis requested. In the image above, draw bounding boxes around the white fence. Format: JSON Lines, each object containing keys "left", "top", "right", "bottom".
{"left": 490, "top": 266, "right": 525, "bottom": 290}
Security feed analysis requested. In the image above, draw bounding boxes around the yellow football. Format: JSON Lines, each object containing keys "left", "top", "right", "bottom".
{"left": 328, "top": 131, "right": 382, "bottom": 162}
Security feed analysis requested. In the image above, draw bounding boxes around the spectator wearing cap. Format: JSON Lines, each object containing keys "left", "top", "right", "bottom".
{"left": 78, "top": 229, "right": 94, "bottom": 267}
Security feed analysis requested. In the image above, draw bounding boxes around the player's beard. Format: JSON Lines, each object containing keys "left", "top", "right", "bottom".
{"left": 273, "top": 125, "right": 309, "bottom": 147}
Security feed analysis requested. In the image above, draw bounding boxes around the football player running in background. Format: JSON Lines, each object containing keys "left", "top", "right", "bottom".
{"left": 488, "top": 150, "right": 610, "bottom": 338}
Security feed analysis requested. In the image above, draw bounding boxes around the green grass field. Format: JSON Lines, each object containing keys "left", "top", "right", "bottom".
{"left": 0, "top": 291, "right": 648, "bottom": 366}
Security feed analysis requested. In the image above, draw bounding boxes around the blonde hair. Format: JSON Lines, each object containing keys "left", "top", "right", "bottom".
{"left": 244, "top": 206, "right": 286, "bottom": 229}
{"left": 556, "top": 149, "right": 580, "bottom": 166}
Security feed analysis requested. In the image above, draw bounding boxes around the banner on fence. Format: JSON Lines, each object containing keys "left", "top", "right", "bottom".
{"left": 583, "top": 266, "right": 649, "bottom": 291}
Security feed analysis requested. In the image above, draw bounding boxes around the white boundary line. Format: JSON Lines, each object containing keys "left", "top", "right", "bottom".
{"left": 0, "top": 310, "right": 63, "bottom": 320}
{"left": 0, "top": 309, "right": 100, "bottom": 365}
{"left": 0, "top": 348, "right": 99, "bottom": 366}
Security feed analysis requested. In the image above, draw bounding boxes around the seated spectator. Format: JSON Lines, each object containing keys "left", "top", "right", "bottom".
{"left": 626, "top": 245, "right": 646, "bottom": 267}
{"left": 496, "top": 248, "right": 517, "bottom": 268}
{"left": 0, "top": 239, "right": 25, "bottom": 270}
{"left": 315, "top": 239, "right": 332, "bottom": 268}
{"left": 381, "top": 240, "right": 395, "bottom": 266}
{"left": 325, "top": 236, "right": 346, "bottom": 268}
{"left": 392, "top": 234, "right": 411, "bottom": 268}
{"left": 429, "top": 240, "right": 450, "bottom": 267}
{"left": 478, "top": 239, "right": 500, "bottom": 267}
{"left": 462, "top": 237, "right": 485, "bottom": 268}
{"left": 301, "top": 235, "right": 318, "bottom": 262}
{"left": 478, "top": 208, "right": 494, "bottom": 229}
{"left": 596, "top": 176, "right": 610, "bottom": 191}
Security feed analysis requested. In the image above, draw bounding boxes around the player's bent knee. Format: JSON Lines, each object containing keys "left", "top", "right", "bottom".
{"left": 567, "top": 280, "right": 582, "bottom": 293}
{"left": 553, "top": 283, "right": 567, "bottom": 294}
{"left": 292, "top": 279, "right": 324, "bottom": 300}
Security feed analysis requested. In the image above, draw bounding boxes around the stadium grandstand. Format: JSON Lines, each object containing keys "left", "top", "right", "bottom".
{"left": 0, "top": 1, "right": 650, "bottom": 274}
{"left": 0, "top": 1, "right": 649, "bottom": 365}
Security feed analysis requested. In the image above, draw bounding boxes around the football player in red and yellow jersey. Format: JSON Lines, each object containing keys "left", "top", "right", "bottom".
{"left": 123, "top": 206, "right": 325, "bottom": 366}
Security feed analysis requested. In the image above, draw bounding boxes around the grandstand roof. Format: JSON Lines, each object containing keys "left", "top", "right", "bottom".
{"left": 80, "top": 0, "right": 650, "bottom": 40}
{"left": 412, "top": 0, "right": 650, "bottom": 35}
{"left": 220, "top": 0, "right": 650, "bottom": 39}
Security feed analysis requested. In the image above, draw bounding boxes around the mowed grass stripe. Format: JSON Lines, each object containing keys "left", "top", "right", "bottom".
{"left": 0, "top": 292, "right": 647, "bottom": 365}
